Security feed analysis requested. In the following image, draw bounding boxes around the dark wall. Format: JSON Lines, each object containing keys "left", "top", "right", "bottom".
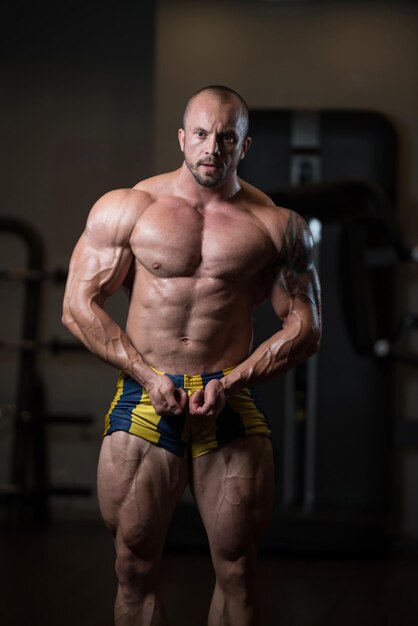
{"left": 0, "top": 2, "right": 156, "bottom": 520}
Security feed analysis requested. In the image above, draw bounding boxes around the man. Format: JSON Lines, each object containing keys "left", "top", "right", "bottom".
{"left": 62, "top": 85, "right": 321, "bottom": 626}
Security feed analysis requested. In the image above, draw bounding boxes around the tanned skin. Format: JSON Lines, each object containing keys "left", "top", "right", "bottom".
{"left": 62, "top": 87, "right": 321, "bottom": 626}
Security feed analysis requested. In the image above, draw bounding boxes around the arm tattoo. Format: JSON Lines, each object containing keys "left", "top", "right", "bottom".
{"left": 273, "top": 212, "right": 319, "bottom": 308}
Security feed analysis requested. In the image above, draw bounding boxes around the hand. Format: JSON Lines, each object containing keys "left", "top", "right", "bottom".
{"left": 146, "top": 374, "right": 188, "bottom": 416}
{"left": 189, "top": 379, "right": 227, "bottom": 418}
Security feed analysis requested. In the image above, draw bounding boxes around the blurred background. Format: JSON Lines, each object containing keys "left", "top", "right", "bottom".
{"left": 1, "top": 1, "right": 418, "bottom": 625}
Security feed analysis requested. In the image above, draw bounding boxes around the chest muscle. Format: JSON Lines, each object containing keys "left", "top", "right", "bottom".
{"left": 131, "top": 204, "right": 272, "bottom": 280}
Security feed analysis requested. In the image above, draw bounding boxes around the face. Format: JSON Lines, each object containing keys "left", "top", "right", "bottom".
{"left": 178, "top": 92, "right": 251, "bottom": 188}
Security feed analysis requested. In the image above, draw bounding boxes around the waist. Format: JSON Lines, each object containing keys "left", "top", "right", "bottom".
{"left": 125, "top": 298, "right": 254, "bottom": 370}
{"left": 150, "top": 365, "right": 236, "bottom": 391}
{"left": 128, "top": 330, "right": 252, "bottom": 375}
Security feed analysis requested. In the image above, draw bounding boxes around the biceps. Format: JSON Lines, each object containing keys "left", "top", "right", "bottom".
{"left": 66, "top": 236, "right": 133, "bottom": 303}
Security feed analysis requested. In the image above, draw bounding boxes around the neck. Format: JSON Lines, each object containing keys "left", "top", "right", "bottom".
{"left": 176, "top": 162, "right": 241, "bottom": 205}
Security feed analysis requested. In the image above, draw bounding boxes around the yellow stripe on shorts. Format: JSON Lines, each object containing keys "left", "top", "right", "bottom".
{"left": 103, "top": 372, "right": 125, "bottom": 435}
{"left": 129, "top": 388, "right": 162, "bottom": 445}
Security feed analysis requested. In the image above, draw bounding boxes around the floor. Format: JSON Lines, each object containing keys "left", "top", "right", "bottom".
{"left": 1, "top": 520, "right": 418, "bottom": 626}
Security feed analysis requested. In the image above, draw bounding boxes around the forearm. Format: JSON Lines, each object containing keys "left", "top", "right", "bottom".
{"left": 62, "top": 301, "right": 154, "bottom": 387}
{"left": 221, "top": 310, "right": 320, "bottom": 394}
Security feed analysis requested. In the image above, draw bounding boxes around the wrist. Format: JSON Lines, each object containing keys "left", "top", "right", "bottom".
{"left": 131, "top": 361, "right": 159, "bottom": 390}
{"left": 221, "top": 368, "right": 247, "bottom": 396}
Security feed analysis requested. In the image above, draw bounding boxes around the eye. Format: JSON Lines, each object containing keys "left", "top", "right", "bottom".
{"left": 195, "top": 130, "right": 206, "bottom": 138}
{"left": 222, "top": 134, "right": 236, "bottom": 144}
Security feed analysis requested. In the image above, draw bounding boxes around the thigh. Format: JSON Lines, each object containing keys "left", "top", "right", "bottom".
{"left": 191, "top": 435, "right": 275, "bottom": 559}
{"left": 98, "top": 431, "right": 188, "bottom": 555}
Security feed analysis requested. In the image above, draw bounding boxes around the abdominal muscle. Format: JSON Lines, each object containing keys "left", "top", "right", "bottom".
{"left": 125, "top": 269, "right": 257, "bottom": 375}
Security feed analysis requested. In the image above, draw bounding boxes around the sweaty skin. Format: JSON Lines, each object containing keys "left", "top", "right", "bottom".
{"left": 63, "top": 189, "right": 320, "bottom": 419}
{"left": 62, "top": 181, "right": 320, "bottom": 416}
{"left": 62, "top": 88, "right": 321, "bottom": 626}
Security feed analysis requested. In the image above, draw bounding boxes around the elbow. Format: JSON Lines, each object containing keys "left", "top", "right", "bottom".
{"left": 62, "top": 298, "right": 79, "bottom": 335}
{"left": 62, "top": 311, "right": 72, "bottom": 331}
{"left": 62, "top": 292, "right": 101, "bottom": 339}
{"left": 312, "top": 337, "right": 321, "bottom": 357}
{"left": 309, "top": 321, "right": 322, "bottom": 357}
{"left": 61, "top": 302, "right": 71, "bottom": 330}
{"left": 298, "top": 316, "right": 321, "bottom": 362}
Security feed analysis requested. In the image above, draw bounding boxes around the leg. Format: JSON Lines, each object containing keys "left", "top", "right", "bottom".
{"left": 191, "top": 435, "right": 275, "bottom": 626}
{"left": 97, "top": 431, "right": 188, "bottom": 626}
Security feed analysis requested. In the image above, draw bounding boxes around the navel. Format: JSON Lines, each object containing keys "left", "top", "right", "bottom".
{"left": 180, "top": 336, "right": 190, "bottom": 344}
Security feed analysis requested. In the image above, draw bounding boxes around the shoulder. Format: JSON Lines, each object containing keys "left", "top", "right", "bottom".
{"left": 132, "top": 170, "right": 178, "bottom": 196}
{"left": 238, "top": 178, "right": 276, "bottom": 208}
{"left": 238, "top": 180, "right": 306, "bottom": 246}
{"left": 85, "top": 188, "right": 153, "bottom": 247}
{"left": 239, "top": 180, "right": 313, "bottom": 268}
{"left": 282, "top": 209, "right": 314, "bottom": 251}
{"left": 238, "top": 178, "right": 284, "bottom": 233}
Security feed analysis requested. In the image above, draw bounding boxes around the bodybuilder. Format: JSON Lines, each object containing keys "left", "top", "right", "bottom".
{"left": 62, "top": 85, "right": 321, "bottom": 626}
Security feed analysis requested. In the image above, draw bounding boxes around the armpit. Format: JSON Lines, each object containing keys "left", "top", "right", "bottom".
{"left": 122, "top": 258, "right": 135, "bottom": 291}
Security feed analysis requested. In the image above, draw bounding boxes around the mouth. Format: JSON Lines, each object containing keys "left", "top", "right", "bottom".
{"left": 199, "top": 160, "right": 222, "bottom": 171}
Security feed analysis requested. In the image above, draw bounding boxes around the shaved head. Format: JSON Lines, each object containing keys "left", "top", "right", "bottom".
{"left": 183, "top": 85, "right": 250, "bottom": 138}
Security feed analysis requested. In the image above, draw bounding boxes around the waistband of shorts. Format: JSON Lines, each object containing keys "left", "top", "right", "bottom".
{"left": 149, "top": 365, "right": 236, "bottom": 390}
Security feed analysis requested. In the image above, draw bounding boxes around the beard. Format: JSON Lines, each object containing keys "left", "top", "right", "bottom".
{"left": 185, "top": 157, "right": 226, "bottom": 188}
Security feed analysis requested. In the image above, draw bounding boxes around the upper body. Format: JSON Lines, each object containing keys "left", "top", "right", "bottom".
{"left": 62, "top": 86, "right": 321, "bottom": 418}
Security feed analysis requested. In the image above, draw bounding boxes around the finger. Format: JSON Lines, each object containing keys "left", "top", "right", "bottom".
{"left": 168, "top": 386, "right": 190, "bottom": 414}
{"left": 190, "top": 404, "right": 216, "bottom": 418}
{"left": 152, "top": 376, "right": 186, "bottom": 415}
{"left": 175, "top": 387, "right": 188, "bottom": 412}
{"left": 189, "top": 389, "right": 204, "bottom": 411}
{"left": 190, "top": 393, "right": 214, "bottom": 417}
{"left": 156, "top": 387, "right": 184, "bottom": 415}
{"left": 192, "top": 382, "right": 226, "bottom": 417}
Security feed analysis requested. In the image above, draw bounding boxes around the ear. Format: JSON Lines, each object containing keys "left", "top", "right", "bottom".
{"left": 240, "top": 136, "right": 252, "bottom": 160}
{"left": 178, "top": 128, "right": 185, "bottom": 152}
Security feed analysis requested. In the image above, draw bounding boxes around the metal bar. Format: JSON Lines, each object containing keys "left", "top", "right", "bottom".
{"left": 0, "top": 217, "right": 48, "bottom": 523}
{"left": 396, "top": 420, "right": 418, "bottom": 447}
{"left": 0, "top": 339, "right": 88, "bottom": 353}
{"left": 0, "top": 267, "right": 67, "bottom": 282}
{"left": 282, "top": 368, "right": 297, "bottom": 506}
{"left": 303, "top": 219, "right": 322, "bottom": 511}
{"left": 46, "top": 413, "right": 95, "bottom": 425}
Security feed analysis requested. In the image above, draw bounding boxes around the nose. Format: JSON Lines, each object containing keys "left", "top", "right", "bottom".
{"left": 205, "top": 135, "right": 220, "bottom": 156}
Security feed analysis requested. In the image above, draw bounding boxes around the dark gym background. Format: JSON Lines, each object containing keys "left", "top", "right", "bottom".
{"left": 1, "top": 1, "right": 418, "bottom": 625}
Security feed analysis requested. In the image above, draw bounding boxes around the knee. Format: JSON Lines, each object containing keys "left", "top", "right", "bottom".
{"left": 115, "top": 543, "right": 158, "bottom": 598}
{"left": 214, "top": 553, "right": 257, "bottom": 597}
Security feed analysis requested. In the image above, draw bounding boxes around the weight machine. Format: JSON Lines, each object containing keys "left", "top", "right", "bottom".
{"left": 0, "top": 217, "right": 93, "bottom": 527}
{"left": 246, "top": 109, "right": 418, "bottom": 554}
{"left": 167, "top": 108, "right": 418, "bottom": 555}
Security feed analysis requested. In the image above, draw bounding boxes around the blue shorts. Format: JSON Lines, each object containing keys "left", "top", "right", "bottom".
{"left": 103, "top": 367, "right": 271, "bottom": 458}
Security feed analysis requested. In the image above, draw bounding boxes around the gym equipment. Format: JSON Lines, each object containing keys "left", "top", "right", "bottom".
{"left": 0, "top": 217, "right": 92, "bottom": 527}
{"left": 0, "top": 267, "right": 68, "bottom": 282}
{"left": 168, "top": 109, "right": 417, "bottom": 555}
{"left": 240, "top": 108, "right": 417, "bottom": 554}
{"left": 0, "top": 216, "right": 48, "bottom": 524}
{"left": 0, "top": 338, "right": 87, "bottom": 353}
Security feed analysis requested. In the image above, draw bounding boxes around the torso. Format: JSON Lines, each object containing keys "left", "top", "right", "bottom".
{"left": 124, "top": 171, "right": 287, "bottom": 374}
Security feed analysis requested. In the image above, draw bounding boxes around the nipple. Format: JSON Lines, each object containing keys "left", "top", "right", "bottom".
{"left": 152, "top": 262, "right": 161, "bottom": 270}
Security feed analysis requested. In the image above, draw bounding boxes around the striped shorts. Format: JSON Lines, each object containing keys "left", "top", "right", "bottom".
{"left": 103, "top": 367, "right": 271, "bottom": 458}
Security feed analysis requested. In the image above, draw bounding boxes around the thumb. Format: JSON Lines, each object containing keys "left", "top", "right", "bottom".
{"left": 175, "top": 387, "right": 188, "bottom": 411}
{"left": 189, "top": 388, "right": 204, "bottom": 410}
